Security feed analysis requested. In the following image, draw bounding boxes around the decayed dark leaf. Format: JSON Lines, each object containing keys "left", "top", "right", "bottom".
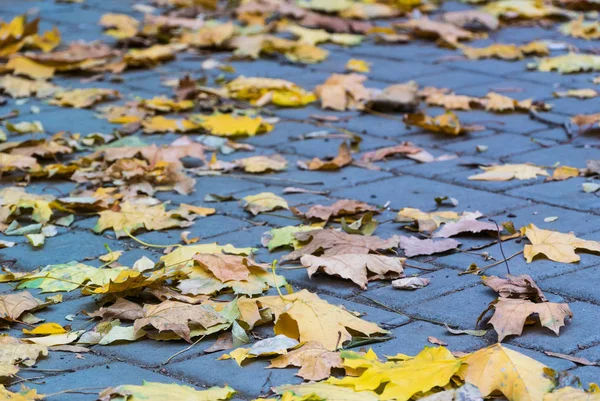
{"left": 297, "top": 142, "right": 352, "bottom": 170}
{"left": 302, "top": 199, "right": 378, "bottom": 221}
{"left": 482, "top": 274, "right": 547, "bottom": 302}
{"left": 300, "top": 254, "right": 404, "bottom": 289}
{"left": 399, "top": 236, "right": 460, "bottom": 257}
{"left": 283, "top": 230, "right": 400, "bottom": 261}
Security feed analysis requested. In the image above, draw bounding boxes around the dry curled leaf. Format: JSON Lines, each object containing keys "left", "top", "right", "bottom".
{"left": 479, "top": 297, "right": 572, "bottom": 342}
{"left": 482, "top": 274, "right": 547, "bottom": 302}
{"left": 302, "top": 199, "right": 377, "bottom": 221}
{"left": 300, "top": 254, "right": 404, "bottom": 289}
{"left": 404, "top": 111, "right": 478, "bottom": 135}
{"left": 269, "top": 341, "right": 343, "bottom": 381}
{"left": 298, "top": 142, "right": 352, "bottom": 170}
{"left": 399, "top": 236, "right": 460, "bottom": 257}
{"left": 242, "top": 192, "right": 289, "bottom": 215}
{"left": 432, "top": 214, "right": 496, "bottom": 238}
{"left": 392, "top": 277, "right": 430, "bottom": 290}
{"left": 315, "top": 74, "right": 370, "bottom": 111}
{"left": 283, "top": 229, "right": 400, "bottom": 261}
{"left": 468, "top": 163, "right": 549, "bottom": 181}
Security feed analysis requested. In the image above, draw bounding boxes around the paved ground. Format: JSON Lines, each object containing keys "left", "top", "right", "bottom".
{"left": 2, "top": 0, "right": 600, "bottom": 399}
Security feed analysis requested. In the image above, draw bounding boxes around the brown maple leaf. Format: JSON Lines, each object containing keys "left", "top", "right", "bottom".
{"left": 133, "top": 300, "right": 228, "bottom": 342}
{"left": 192, "top": 254, "right": 267, "bottom": 282}
{"left": 482, "top": 274, "right": 547, "bottom": 302}
{"left": 269, "top": 342, "right": 343, "bottom": 381}
{"left": 479, "top": 298, "right": 572, "bottom": 342}
{"left": 432, "top": 214, "right": 497, "bottom": 238}
{"left": 87, "top": 298, "right": 144, "bottom": 321}
{"left": 0, "top": 292, "right": 45, "bottom": 322}
{"left": 301, "top": 199, "right": 378, "bottom": 221}
{"left": 282, "top": 230, "right": 400, "bottom": 261}
{"left": 298, "top": 142, "right": 352, "bottom": 171}
{"left": 399, "top": 236, "right": 460, "bottom": 257}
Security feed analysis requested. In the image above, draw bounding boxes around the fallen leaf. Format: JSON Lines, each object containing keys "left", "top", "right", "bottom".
{"left": 99, "top": 13, "right": 139, "bottom": 39}
{"left": 0, "top": 385, "right": 43, "bottom": 400}
{"left": 225, "top": 76, "right": 316, "bottom": 107}
{"left": 392, "top": 277, "right": 430, "bottom": 290}
{"left": 545, "top": 387, "right": 600, "bottom": 401}
{"left": 404, "top": 111, "right": 478, "bottom": 135}
{"left": 559, "top": 16, "right": 600, "bottom": 40}
{"left": 366, "top": 82, "right": 420, "bottom": 112}
{"left": 98, "top": 383, "right": 236, "bottom": 401}
{"left": 302, "top": 199, "right": 377, "bottom": 221}
{"left": 396, "top": 208, "right": 461, "bottom": 232}
{"left": 298, "top": 142, "right": 352, "bottom": 170}
{"left": 283, "top": 229, "right": 400, "bottom": 261}
{"left": 521, "top": 224, "right": 600, "bottom": 263}
{"left": 23, "top": 322, "right": 67, "bottom": 335}
{"left": 0, "top": 75, "right": 58, "bottom": 98}
{"left": 346, "top": 59, "right": 370, "bottom": 73}
{"left": 192, "top": 114, "right": 273, "bottom": 137}
{"left": 301, "top": 254, "right": 404, "bottom": 289}
{"left": 468, "top": 163, "right": 549, "bottom": 181}
{"left": 554, "top": 88, "right": 599, "bottom": 99}
{"left": 428, "top": 336, "right": 447, "bottom": 346}
{"left": 531, "top": 53, "right": 600, "bottom": 74}
{"left": 223, "top": 334, "right": 299, "bottom": 365}
{"left": 254, "top": 289, "right": 389, "bottom": 350}
{"left": 315, "top": 73, "right": 370, "bottom": 111}
{"left": 395, "top": 17, "right": 475, "bottom": 47}
{"left": 124, "top": 44, "right": 186, "bottom": 68}
{"left": 361, "top": 142, "right": 422, "bottom": 162}
{"left": 483, "top": 0, "right": 571, "bottom": 19}
{"left": 235, "top": 154, "right": 287, "bottom": 173}
{"left": 94, "top": 202, "right": 198, "bottom": 238}
{"left": 0, "top": 292, "right": 46, "bottom": 321}
{"left": 459, "top": 343, "right": 555, "bottom": 400}
{"left": 329, "top": 346, "right": 462, "bottom": 400}
{"left": 275, "top": 383, "right": 378, "bottom": 401}
{"left": 262, "top": 225, "right": 319, "bottom": 251}
{"left": 133, "top": 300, "right": 228, "bottom": 342}
{"left": 444, "top": 323, "right": 487, "bottom": 337}
{"left": 432, "top": 214, "right": 496, "bottom": 238}
{"left": 50, "top": 88, "right": 119, "bottom": 108}
{"left": 242, "top": 192, "right": 289, "bottom": 215}
{"left": 442, "top": 10, "right": 499, "bottom": 31}
{"left": 479, "top": 297, "right": 572, "bottom": 341}
{"left": 548, "top": 165, "right": 580, "bottom": 181}
{"left": 463, "top": 41, "right": 548, "bottom": 60}
{"left": 482, "top": 274, "right": 547, "bottom": 302}
{"left": 399, "top": 236, "right": 460, "bottom": 257}
{"left": 270, "top": 341, "right": 343, "bottom": 381}
{"left": 16, "top": 262, "right": 125, "bottom": 292}
{"left": 6, "top": 56, "right": 56, "bottom": 80}
{"left": 572, "top": 112, "right": 600, "bottom": 131}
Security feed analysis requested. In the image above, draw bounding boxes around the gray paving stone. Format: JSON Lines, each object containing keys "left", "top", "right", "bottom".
{"left": 541, "top": 266, "right": 600, "bottom": 305}
{"left": 441, "top": 133, "right": 546, "bottom": 159}
{"left": 367, "top": 321, "right": 489, "bottom": 356}
{"left": 574, "top": 344, "right": 600, "bottom": 364}
{"left": 12, "top": 362, "right": 185, "bottom": 401}
{"left": 394, "top": 155, "right": 494, "bottom": 179}
{"left": 507, "top": 301, "right": 600, "bottom": 355}
{"left": 363, "top": 268, "right": 481, "bottom": 309}
{"left": 506, "top": 145, "right": 600, "bottom": 168}
{"left": 507, "top": 178, "right": 600, "bottom": 214}
{"left": 567, "top": 366, "right": 600, "bottom": 387}
{"left": 331, "top": 175, "right": 528, "bottom": 213}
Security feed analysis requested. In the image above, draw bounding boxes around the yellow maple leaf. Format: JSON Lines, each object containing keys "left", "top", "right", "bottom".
{"left": 142, "top": 116, "right": 200, "bottom": 134}
{"left": 253, "top": 289, "right": 388, "bottom": 351}
{"left": 328, "top": 346, "right": 462, "bottom": 400}
{"left": 468, "top": 163, "right": 549, "bottom": 181}
{"left": 521, "top": 224, "right": 600, "bottom": 263}
{"left": 459, "top": 343, "right": 554, "bottom": 401}
{"left": 243, "top": 192, "right": 289, "bottom": 215}
{"left": 124, "top": 44, "right": 186, "bottom": 67}
{"left": 192, "top": 114, "right": 273, "bottom": 137}
{"left": 274, "top": 383, "right": 378, "bottom": 401}
{"left": 23, "top": 322, "right": 66, "bottom": 335}
{"left": 225, "top": 76, "right": 316, "bottom": 107}
{"left": 98, "top": 382, "right": 235, "bottom": 401}
{"left": 50, "top": 88, "right": 120, "bottom": 108}
{"left": 345, "top": 58, "right": 370, "bottom": 73}
{"left": 94, "top": 202, "right": 195, "bottom": 238}
{"left": 484, "top": 0, "right": 571, "bottom": 19}
{"left": 99, "top": 13, "right": 139, "bottom": 39}
{"left": 0, "top": 75, "right": 58, "bottom": 98}
{"left": 6, "top": 57, "right": 55, "bottom": 80}
{"left": 531, "top": 53, "right": 600, "bottom": 74}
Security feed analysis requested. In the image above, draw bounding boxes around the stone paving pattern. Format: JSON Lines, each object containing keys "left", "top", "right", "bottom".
{"left": 2, "top": 0, "right": 600, "bottom": 399}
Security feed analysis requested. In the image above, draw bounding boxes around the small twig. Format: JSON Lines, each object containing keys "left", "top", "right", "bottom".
{"left": 488, "top": 218, "right": 511, "bottom": 275}
{"left": 44, "top": 387, "right": 106, "bottom": 398}
{"left": 20, "top": 368, "right": 75, "bottom": 373}
{"left": 358, "top": 294, "right": 447, "bottom": 326}
{"left": 162, "top": 335, "right": 205, "bottom": 365}
{"left": 480, "top": 250, "right": 523, "bottom": 273}
{"left": 403, "top": 262, "right": 437, "bottom": 271}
